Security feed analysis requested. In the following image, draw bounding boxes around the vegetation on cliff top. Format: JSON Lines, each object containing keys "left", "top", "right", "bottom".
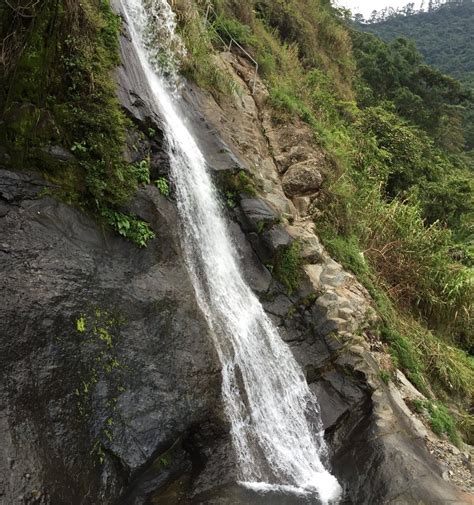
{"left": 0, "top": 0, "right": 155, "bottom": 246}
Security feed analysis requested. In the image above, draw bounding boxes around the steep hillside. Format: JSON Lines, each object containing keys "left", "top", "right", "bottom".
{"left": 174, "top": 0, "right": 474, "bottom": 385}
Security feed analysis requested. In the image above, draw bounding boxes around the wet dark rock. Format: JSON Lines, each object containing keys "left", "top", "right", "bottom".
{"left": 261, "top": 226, "right": 293, "bottom": 254}
{"left": 245, "top": 224, "right": 294, "bottom": 266}
{"left": 182, "top": 85, "right": 249, "bottom": 174}
{"left": 0, "top": 168, "right": 223, "bottom": 504}
{"left": 263, "top": 294, "right": 293, "bottom": 318}
{"left": 228, "top": 221, "right": 272, "bottom": 294}
{"left": 0, "top": 201, "right": 10, "bottom": 217}
{"left": 238, "top": 197, "right": 279, "bottom": 232}
{"left": 0, "top": 168, "right": 53, "bottom": 203}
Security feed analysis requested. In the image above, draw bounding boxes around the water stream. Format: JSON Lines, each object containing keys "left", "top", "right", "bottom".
{"left": 119, "top": 1, "right": 342, "bottom": 502}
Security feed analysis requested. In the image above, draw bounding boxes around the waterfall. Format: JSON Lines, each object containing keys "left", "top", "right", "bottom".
{"left": 119, "top": 1, "right": 342, "bottom": 503}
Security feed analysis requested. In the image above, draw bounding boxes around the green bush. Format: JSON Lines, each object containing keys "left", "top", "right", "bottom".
{"left": 173, "top": 0, "right": 237, "bottom": 94}
{"left": 217, "top": 169, "right": 257, "bottom": 203}
{"left": 212, "top": 16, "right": 256, "bottom": 46}
{"left": 274, "top": 241, "right": 302, "bottom": 294}
{"left": 154, "top": 177, "right": 170, "bottom": 196}
{"left": 101, "top": 208, "right": 155, "bottom": 247}
{"left": 412, "top": 399, "right": 461, "bottom": 445}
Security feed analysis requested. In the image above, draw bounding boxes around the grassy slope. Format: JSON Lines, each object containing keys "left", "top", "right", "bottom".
{"left": 172, "top": 0, "right": 473, "bottom": 442}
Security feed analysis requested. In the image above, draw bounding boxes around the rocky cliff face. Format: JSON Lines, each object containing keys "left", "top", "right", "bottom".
{"left": 0, "top": 5, "right": 472, "bottom": 505}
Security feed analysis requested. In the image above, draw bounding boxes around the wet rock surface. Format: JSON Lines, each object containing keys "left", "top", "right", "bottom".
{"left": 0, "top": 168, "right": 223, "bottom": 504}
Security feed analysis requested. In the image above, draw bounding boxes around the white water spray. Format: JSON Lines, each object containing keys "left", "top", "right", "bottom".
{"left": 119, "top": 1, "right": 342, "bottom": 502}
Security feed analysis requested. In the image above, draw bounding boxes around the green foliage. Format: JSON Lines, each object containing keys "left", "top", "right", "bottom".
{"left": 351, "top": 31, "right": 471, "bottom": 147}
{"left": 381, "top": 326, "right": 427, "bottom": 393}
{"left": 225, "top": 191, "right": 237, "bottom": 209}
{"left": 76, "top": 316, "right": 87, "bottom": 333}
{"left": 379, "top": 369, "right": 391, "bottom": 384}
{"left": 131, "top": 160, "right": 151, "bottom": 185}
{"left": 252, "top": 0, "right": 355, "bottom": 97}
{"left": 356, "top": 3, "right": 474, "bottom": 165}
{"left": 412, "top": 399, "right": 461, "bottom": 445}
{"left": 172, "top": 0, "right": 237, "bottom": 94}
{"left": 217, "top": 169, "right": 257, "bottom": 206}
{"left": 211, "top": 15, "right": 256, "bottom": 46}
{"left": 322, "top": 227, "right": 474, "bottom": 399}
{"left": 360, "top": 2, "right": 474, "bottom": 88}
{"left": 0, "top": 0, "right": 138, "bottom": 210}
{"left": 320, "top": 169, "right": 473, "bottom": 346}
{"left": 69, "top": 307, "right": 126, "bottom": 463}
{"left": 101, "top": 208, "right": 155, "bottom": 247}
{"left": 274, "top": 241, "right": 302, "bottom": 294}
{"left": 457, "top": 410, "right": 474, "bottom": 445}
{"left": 155, "top": 177, "right": 170, "bottom": 196}
{"left": 354, "top": 106, "right": 473, "bottom": 234}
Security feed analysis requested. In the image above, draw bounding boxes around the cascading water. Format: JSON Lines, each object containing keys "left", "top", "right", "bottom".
{"left": 119, "top": 0, "right": 342, "bottom": 502}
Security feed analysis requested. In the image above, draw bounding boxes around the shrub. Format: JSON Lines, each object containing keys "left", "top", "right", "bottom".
{"left": 155, "top": 177, "right": 170, "bottom": 196}
{"left": 101, "top": 208, "right": 155, "bottom": 247}
{"left": 412, "top": 399, "right": 461, "bottom": 445}
{"left": 274, "top": 241, "right": 302, "bottom": 294}
{"left": 211, "top": 16, "right": 256, "bottom": 46}
{"left": 172, "top": 0, "right": 237, "bottom": 94}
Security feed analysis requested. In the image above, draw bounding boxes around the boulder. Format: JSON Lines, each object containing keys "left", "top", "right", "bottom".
{"left": 282, "top": 159, "right": 324, "bottom": 197}
{"left": 238, "top": 197, "right": 279, "bottom": 232}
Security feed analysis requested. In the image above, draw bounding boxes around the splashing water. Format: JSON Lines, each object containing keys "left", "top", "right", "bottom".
{"left": 119, "top": 0, "right": 342, "bottom": 502}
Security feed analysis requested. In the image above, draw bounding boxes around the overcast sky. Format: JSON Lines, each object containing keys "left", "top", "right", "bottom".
{"left": 336, "top": 0, "right": 423, "bottom": 17}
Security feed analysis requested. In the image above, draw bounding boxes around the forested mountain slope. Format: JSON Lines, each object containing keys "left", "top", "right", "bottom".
{"left": 359, "top": 1, "right": 474, "bottom": 152}
{"left": 360, "top": 1, "right": 474, "bottom": 86}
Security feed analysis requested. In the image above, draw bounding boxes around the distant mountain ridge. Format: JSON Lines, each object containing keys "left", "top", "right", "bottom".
{"left": 359, "top": 1, "right": 474, "bottom": 87}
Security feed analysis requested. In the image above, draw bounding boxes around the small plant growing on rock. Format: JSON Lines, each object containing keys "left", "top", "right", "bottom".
{"left": 274, "top": 241, "right": 302, "bottom": 294}
{"left": 101, "top": 208, "right": 155, "bottom": 247}
{"left": 71, "top": 141, "right": 88, "bottom": 154}
{"left": 256, "top": 220, "right": 266, "bottom": 234}
{"left": 76, "top": 316, "right": 86, "bottom": 333}
{"left": 412, "top": 399, "right": 461, "bottom": 446}
{"left": 225, "top": 191, "right": 237, "bottom": 209}
{"left": 132, "top": 159, "right": 151, "bottom": 184}
{"left": 155, "top": 177, "right": 170, "bottom": 197}
{"left": 379, "top": 370, "right": 391, "bottom": 384}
